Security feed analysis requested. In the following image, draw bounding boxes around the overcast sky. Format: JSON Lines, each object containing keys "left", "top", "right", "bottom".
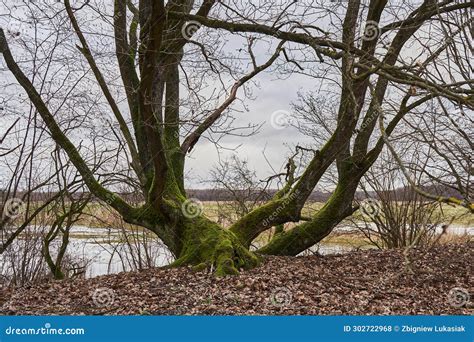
{"left": 0, "top": 1, "right": 431, "bottom": 190}
{"left": 185, "top": 71, "right": 316, "bottom": 188}
{"left": 0, "top": 1, "right": 329, "bottom": 190}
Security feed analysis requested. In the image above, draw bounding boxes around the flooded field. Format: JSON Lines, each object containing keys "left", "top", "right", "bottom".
{"left": 1, "top": 224, "right": 471, "bottom": 278}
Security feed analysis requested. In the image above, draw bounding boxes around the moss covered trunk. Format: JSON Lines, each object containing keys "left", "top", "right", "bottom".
{"left": 258, "top": 179, "right": 359, "bottom": 256}
{"left": 171, "top": 216, "right": 260, "bottom": 276}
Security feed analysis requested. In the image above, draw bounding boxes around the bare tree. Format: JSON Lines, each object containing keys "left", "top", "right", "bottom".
{"left": 0, "top": 0, "right": 472, "bottom": 275}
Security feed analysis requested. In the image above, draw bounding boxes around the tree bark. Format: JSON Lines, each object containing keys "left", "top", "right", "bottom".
{"left": 172, "top": 216, "right": 259, "bottom": 276}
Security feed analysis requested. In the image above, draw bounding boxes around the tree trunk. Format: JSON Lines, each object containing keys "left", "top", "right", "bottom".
{"left": 172, "top": 216, "right": 259, "bottom": 276}
{"left": 258, "top": 177, "right": 359, "bottom": 256}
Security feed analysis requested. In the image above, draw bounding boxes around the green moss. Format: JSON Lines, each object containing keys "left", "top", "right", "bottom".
{"left": 229, "top": 199, "right": 290, "bottom": 246}
{"left": 214, "top": 238, "right": 239, "bottom": 276}
{"left": 192, "top": 262, "right": 208, "bottom": 272}
{"left": 259, "top": 180, "right": 357, "bottom": 255}
{"left": 171, "top": 216, "right": 259, "bottom": 276}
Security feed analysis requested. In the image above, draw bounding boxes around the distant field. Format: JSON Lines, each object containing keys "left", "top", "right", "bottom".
{"left": 202, "top": 201, "right": 472, "bottom": 227}
{"left": 9, "top": 200, "right": 471, "bottom": 250}
{"left": 13, "top": 200, "right": 473, "bottom": 229}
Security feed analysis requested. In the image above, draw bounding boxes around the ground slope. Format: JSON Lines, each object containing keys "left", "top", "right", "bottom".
{"left": 1, "top": 243, "right": 472, "bottom": 315}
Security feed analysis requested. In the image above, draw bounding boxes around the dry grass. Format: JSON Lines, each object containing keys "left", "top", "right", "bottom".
{"left": 16, "top": 200, "right": 472, "bottom": 229}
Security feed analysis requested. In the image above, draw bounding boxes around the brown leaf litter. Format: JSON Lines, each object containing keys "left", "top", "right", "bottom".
{"left": 0, "top": 242, "right": 472, "bottom": 315}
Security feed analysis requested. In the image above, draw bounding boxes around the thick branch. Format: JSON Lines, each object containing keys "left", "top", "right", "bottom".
{"left": 65, "top": 0, "right": 143, "bottom": 184}
{"left": 181, "top": 41, "right": 284, "bottom": 154}
{"left": 138, "top": 0, "right": 169, "bottom": 207}
{"left": 0, "top": 28, "right": 135, "bottom": 219}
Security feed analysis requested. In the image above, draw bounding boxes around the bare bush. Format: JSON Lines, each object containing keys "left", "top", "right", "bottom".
{"left": 354, "top": 153, "right": 446, "bottom": 249}
{"left": 209, "top": 155, "right": 271, "bottom": 227}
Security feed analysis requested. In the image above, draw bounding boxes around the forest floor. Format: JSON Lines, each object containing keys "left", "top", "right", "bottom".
{"left": 0, "top": 242, "right": 472, "bottom": 315}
